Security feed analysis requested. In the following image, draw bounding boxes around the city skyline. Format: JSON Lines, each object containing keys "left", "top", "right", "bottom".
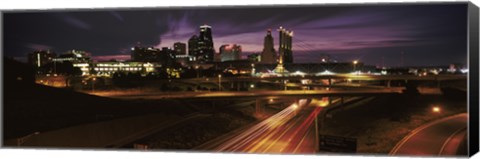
{"left": 4, "top": 3, "right": 468, "bottom": 66}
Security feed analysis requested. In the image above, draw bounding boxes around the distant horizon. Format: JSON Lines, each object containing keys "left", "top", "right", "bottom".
{"left": 5, "top": 54, "right": 465, "bottom": 69}
{"left": 4, "top": 3, "right": 468, "bottom": 67}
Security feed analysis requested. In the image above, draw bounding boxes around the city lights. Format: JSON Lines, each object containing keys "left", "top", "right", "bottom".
{"left": 432, "top": 106, "right": 441, "bottom": 113}
{"left": 5, "top": 5, "right": 471, "bottom": 156}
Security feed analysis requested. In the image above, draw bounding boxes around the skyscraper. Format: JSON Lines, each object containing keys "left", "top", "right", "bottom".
{"left": 278, "top": 26, "right": 293, "bottom": 64}
{"left": 173, "top": 42, "right": 186, "bottom": 55}
{"left": 219, "top": 44, "right": 242, "bottom": 62}
{"left": 260, "top": 29, "right": 277, "bottom": 64}
{"left": 188, "top": 35, "right": 200, "bottom": 58}
{"left": 197, "top": 24, "right": 215, "bottom": 62}
{"left": 188, "top": 25, "right": 215, "bottom": 63}
{"left": 199, "top": 24, "right": 213, "bottom": 42}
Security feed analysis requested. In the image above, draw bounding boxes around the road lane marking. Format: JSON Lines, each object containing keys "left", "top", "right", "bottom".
{"left": 389, "top": 113, "right": 467, "bottom": 155}
{"left": 438, "top": 127, "right": 467, "bottom": 156}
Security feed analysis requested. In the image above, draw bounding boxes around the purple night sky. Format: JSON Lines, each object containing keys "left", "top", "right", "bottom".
{"left": 3, "top": 3, "right": 468, "bottom": 67}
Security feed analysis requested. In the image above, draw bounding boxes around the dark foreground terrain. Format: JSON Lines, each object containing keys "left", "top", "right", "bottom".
{"left": 320, "top": 91, "right": 467, "bottom": 154}
{"left": 3, "top": 58, "right": 257, "bottom": 148}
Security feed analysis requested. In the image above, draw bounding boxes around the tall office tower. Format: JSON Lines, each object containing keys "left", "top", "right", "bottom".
{"left": 199, "top": 24, "right": 213, "bottom": 41}
{"left": 160, "top": 47, "right": 177, "bottom": 66}
{"left": 278, "top": 26, "right": 293, "bottom": 64}
{"left": 197, "top": 24, "right": 215, "bottom": 62}
{"left": 28, "top": 50, "right": 56, "bottom": 67}
{"left": 260, "top": 29, "right": 277, "bottom": 64}
{"left": 188, "top": 35, "right": 200, "bottom": 61}
{"left": 188, "top": 25, "right": 215, "bottom": 63}
{"left": 173, "top": 42, "right": 187, "bottom": 55}
{"left": 219, "top": 44, "right": 242, "bottom": 62}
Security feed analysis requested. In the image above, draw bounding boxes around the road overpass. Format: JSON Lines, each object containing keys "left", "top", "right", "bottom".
{"left": 98, "top": 88, "right": 403, "bottom": 100}
{"left": 166, "top": 74, "right": 466, "bottom": 83}
{"left": 149, "top": 74, "right": 465, "bottom": 91}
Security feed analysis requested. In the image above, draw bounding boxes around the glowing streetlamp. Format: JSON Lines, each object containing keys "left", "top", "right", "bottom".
{"left": 218, "top": 74, "right": 222, "bottom": 91}
{"left": 195, "top": 65, "right": 200, "bottom": 78}
{"left": 92, "top": 77, "right": 96, "bottom": 92}
{"left": 353, "top": 60, "right": 358, "bottom": 72}
{"left": 432, "top": 106, "right": 441, "bottom": 113}
{"left": 251, "top": 63, "right": 256, "bottom": 76}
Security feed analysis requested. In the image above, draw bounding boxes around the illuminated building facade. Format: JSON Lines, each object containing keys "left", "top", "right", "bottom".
{"left": 219, "top": 44, "right": 242, "bottom": 62}
{"left": 52, "top": 50, "right": 92, "bottom": 76}
{"left": 160, "top": 47, "right": 178, "bottom": 66}
{"left": 28, "top": 50, "right": 56, "bottom": 68}
{"left": 188, "top": 35, "right": 200, "bottom": 59}
{"left": 278, "top": 27, "right": 293, "bottom": 63}
{"left": 189, "top": 25, "right": 215, "bottom": 62}
{"left": 131, "top": 46, "right": 161, "bottom": 62}
{"left": 92, "top": 62, "right": 155, "bottom": 76}
{"left": 175, "top": 55, "right": 196, "bottom": 66}
{"left": 131, "top": 46, "right": 176, "bottom": 66}
{"left": 52, "top": 50, "right": 91, "bottom": 63}
{"left": 261, "top": 29, "right": 277, "bottom": 64}
{"left": 173, "top": 42, "right": 187, "bottom": 55}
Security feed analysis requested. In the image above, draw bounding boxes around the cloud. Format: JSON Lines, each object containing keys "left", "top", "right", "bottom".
{"left": 92, "top": 55, "right": 130, "bottom": 62}
{"left": 58, "top": 14, "right": 91, "bottom": 30}
{"left": 109, "top": 11, "right": 124, "bottom": 22}
{"left": 25, "top": 43, "right": 53, "bottom": 50}
{"left": 155, "top": 13, "right": 196, "bottom": 48}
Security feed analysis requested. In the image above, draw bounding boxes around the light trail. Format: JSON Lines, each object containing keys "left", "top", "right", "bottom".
{"left": 215, "top": 99, "right": 308, "bottom": 152}
{"left": 214, "top": 98, "right": 328, "bottom": 153}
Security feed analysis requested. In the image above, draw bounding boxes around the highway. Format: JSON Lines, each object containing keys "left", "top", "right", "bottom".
{"left": 95, "top": 89, "right": 402, "bottom": 100}
{"left": 207, "top": 97, "right": 355, "bottom": 154}
{"left": 390, "top": 113, "right": 468, "bottom": 156}
{"left": 157, "top": 74, "right": 466, "bottom": 83}
{"left": 211, "top": 99, "right": 321, "bottom": 153}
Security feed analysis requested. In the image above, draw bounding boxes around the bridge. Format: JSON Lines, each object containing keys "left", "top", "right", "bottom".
{"left": 168, "top": 74, "right": 466, "bottom": 83}
{"left": 97, "top": 88, "right": 403, "bottom": 100}
{"left": 150, "top": 74, "right": 466, "bottom": 91}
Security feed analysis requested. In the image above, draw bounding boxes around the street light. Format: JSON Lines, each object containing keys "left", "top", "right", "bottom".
{"left": 353, "top": 60, "right": 358, "bottom": 72}
{"left": 251, "top": 63, "right": 256, "bottom": 76}
{"left": 195, "top": 65, "right": 200, "bottom": 78}
{"left": 92, "top": 77, "right": 96, "bottom": 93}
{"left": 218, "top": 74, "right": 222, "bottom": 91}
{"left": 432, "top": 106, "right": 441, "bottom": 113}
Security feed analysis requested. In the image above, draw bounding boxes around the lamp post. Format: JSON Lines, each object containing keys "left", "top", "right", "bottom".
{"left": 251, "top": 63, "right": 255, "bottom": 76}
{"left": 432, "top": 106, "right": 441, "bottom": 113}
{"left": 92, "top": 77, "right": 96, "bottom": 93}
{"left": 353, "top": 60, "right": 358, "bottom": 73}
{"left": 218, "top": 74, "right": 222, "bottom": 91}
{"left": 195, "top": 65, "right": 199, "bottom": 78}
